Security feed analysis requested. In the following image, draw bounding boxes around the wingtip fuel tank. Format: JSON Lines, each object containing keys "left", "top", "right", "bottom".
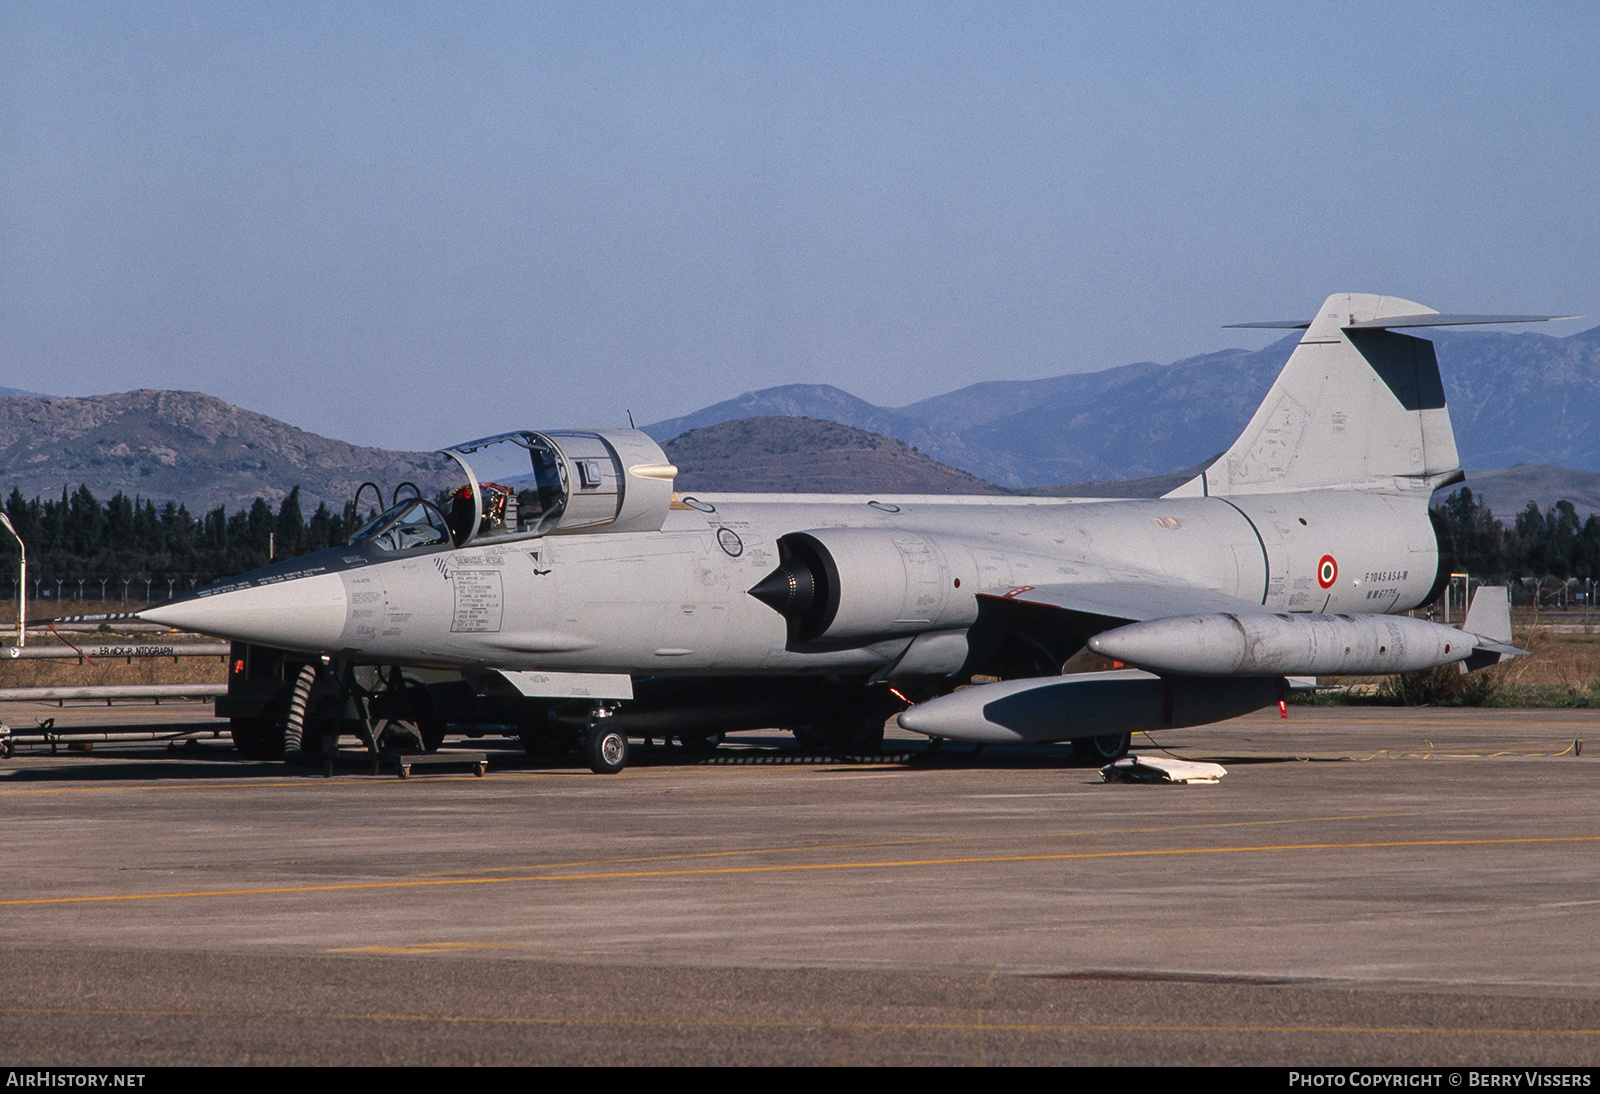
{"left": 1086, "top": 611, "right": 1475, "bottom": 677}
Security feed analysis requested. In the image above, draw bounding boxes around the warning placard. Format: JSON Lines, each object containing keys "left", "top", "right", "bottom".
{"left": 450, "top": 570, "right": 503, "bottom": 633}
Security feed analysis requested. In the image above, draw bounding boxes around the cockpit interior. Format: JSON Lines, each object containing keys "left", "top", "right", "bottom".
{"left": 348, "top": 429, "right": 660, "bottom": 553}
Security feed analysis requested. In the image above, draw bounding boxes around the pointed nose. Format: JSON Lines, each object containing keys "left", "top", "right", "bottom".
{"left": 895, "top": 705, "right": 939, "bottom": 736}
{"left": 140, "top": 573, "right": 348, "bottom": 652}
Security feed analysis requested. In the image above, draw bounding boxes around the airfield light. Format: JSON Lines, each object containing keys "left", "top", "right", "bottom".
{"left": 1447, "top": 572, "right": 1471, "bottom": 625}
{"left": 0, "top": 513, "right": 24, "bottom": 647}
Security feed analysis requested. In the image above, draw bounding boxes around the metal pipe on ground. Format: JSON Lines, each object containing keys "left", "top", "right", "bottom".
{"left": 4, "top": 729, "right": 224, "bottom": 743}
{"left": 2, "top": 644, "right": 230, "bottom": 661}
{"left": 0, "top": 684, "right": 227, "bottom": 701}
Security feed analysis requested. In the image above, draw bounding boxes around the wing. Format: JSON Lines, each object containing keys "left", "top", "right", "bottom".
{"left": 971, "top": 580, "right": 1526, "bottom": 679}
{"left": 981, "top": 580, "right": 1264, "bottom": 622}
{"left": 965, "top": 578, "right": 1265, "bottom": 678}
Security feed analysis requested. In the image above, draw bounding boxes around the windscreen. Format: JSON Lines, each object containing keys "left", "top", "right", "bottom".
{"left": 348, "top": 499, "right": 454, "bottom": 552}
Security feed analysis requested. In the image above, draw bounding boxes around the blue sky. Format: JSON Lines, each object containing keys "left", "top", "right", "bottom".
{"left": 3, "top": 2, "right": 1596, "bottom": 450}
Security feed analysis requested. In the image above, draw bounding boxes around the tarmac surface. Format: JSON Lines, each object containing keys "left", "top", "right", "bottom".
{"left": 0, "top": 699, "right": 1596, "bottom": 1066}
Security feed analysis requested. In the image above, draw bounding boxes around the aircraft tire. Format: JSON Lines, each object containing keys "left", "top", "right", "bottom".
{"left": 229, "top": 717, "right": 284, "bottom": 760}
{"left": 291, "top": 692, "right": 344, "bottom": 766}
{"left": 585, "top": 724, "right": 629, "bottom": 774}
{"left": 1072, "top": 732, "right": 1131, "bottom": 763}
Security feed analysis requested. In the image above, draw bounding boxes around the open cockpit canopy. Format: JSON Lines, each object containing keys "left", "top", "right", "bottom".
{"left": 418, "top": 429, "right": 677, "bottom": 548}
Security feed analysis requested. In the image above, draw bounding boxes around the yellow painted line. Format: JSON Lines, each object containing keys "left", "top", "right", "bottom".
{"left": 411, "top": 835, "right": 979, "bottom": 877}
{"left": 411, "top": 812, "right": 1423, "bottom": 877}
{"left": 329, "top": 942, "right": 522, "bottom": 955}
{"left": 5, "top": 834, "right": 1598, "bottom": 909}
{"left": 1274, "top": 718, "right": 1591, "bottom": 728}
{"left": 0, "top": 1003, "right": 1594, "bottom": 1038}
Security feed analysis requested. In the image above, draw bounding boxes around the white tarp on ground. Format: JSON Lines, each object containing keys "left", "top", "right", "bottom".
{"left": 1101, "top": 755, "right": 1227, "bottom": 784}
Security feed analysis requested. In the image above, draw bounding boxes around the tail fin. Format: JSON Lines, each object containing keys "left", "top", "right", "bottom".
{"left": 1166, "top": 293, "right": 1462, "bottom": 497}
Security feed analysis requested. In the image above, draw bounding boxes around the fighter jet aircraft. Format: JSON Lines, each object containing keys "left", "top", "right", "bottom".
{"left": 138, "top": 292, "right": 1559, "bottom": 771}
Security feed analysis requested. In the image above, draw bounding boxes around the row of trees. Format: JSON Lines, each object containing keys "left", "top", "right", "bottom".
{"left": 1433, "top": 487, "right": 1600, "bottom": 584}
{"left": 0, "top": 481, "right": 1596, "bottom": 602}
{"left": 0, "top": 485, "right": 375, "bottom": 599}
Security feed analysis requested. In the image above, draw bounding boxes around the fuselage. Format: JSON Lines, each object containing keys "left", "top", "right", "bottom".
{"left": 144, "top": 487, "right": 1445, "bottom": 681}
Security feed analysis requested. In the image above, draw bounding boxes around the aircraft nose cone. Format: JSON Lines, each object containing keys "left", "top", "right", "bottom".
{"left": 139, "top": 572, "right": 348, "bottom": 652}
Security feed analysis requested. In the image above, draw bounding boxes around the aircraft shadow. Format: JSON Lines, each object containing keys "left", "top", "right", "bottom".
{"left": 0, "top": 734, "right": 1340, "bottom": 785}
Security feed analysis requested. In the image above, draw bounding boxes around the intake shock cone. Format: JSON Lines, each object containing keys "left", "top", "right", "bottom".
{"left": 749, "top": 561, "right": 816, "bottom": 617}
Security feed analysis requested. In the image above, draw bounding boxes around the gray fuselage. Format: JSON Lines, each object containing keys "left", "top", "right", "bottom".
{"left": 158, "top": 487, "right": 1443, "bottom": 682}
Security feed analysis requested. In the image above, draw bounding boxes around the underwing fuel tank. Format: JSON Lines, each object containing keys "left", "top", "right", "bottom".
{"left": 895, "top": 670, "right": 1279, "bottom": 744}
{"left": 1087, "top": 612, "right": 1472, "bottom": 677}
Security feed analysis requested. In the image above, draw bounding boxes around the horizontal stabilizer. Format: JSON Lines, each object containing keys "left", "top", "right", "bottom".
{"left": 1228, "top": 313, "right": 1576, "bottom": 330}
{"left": 1346, "top": 313, "right": 1579, "bottom": 329}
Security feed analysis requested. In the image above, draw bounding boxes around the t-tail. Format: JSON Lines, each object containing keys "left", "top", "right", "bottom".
{"left": 1166, "top": 292, "right": 1573, "bottom": 499}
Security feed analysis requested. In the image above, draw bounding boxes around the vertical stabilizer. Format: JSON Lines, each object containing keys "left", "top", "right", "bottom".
{"left": 1165, "top": 293, "right": 1462, "bottom": 498}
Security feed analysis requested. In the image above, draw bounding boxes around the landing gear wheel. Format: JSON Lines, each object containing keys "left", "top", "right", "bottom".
{"left": 585, "top": 724, "right": 629, "bottom": 774}
{"left": 1072, "top": 732, "right": 1131, "bottom": 763}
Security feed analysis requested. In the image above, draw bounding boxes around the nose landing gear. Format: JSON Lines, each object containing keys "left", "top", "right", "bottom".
{"left": 584, "top": 704, "right": 628, "bottom": 774}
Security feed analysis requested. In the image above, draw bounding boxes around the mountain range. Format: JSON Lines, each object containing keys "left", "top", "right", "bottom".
{"left": 3, "top": 323, "right": 1598, "bottom": 518}
{"left": 0, "top": 389, "right": 456, "bottom": 513}
{"left": 644, "top": 325, "right": 1600, "bottom": 488}
{"left": 662, "top": 417, "right": 1006, "bottom": 495}
{"left": 661, "top": 416, "right": 1600, "bottom": 521}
